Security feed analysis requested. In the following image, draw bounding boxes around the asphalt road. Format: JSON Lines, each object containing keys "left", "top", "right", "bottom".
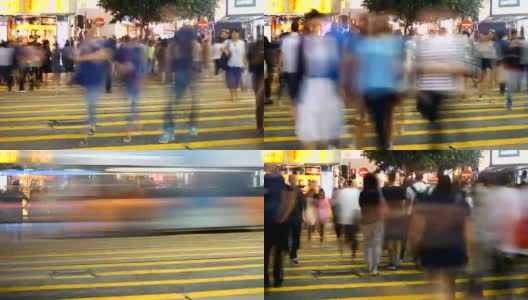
{"left": 0, "top": 75, "right": 262, "bottom": 150}
{"left": 265, "top": 226, "right": 528, "bottom": 300}
{"left": 0, "top": 230, "right": 263, "bottom": 300}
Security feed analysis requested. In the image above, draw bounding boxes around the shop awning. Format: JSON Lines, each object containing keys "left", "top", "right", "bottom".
{"left": 216, "top": 15, "right": 265, "bottom": 24}
{"left": 479, "top": 15, "right": 528, "bottom": 34}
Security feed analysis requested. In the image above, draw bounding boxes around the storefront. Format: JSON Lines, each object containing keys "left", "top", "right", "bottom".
{"left": 214, "top": 0, "right": 265, "bottom": 41}
{"left": 264, "top": 150, "right": 340, "bottom": 198}
{"left": 265, "top": 0, "right": 341, "bottom": 40}
{"left": 1, "top": 0, "right": 76, "bottom": 46}
{"left": 479, "top": 0, "right": 528, "bottom": 36}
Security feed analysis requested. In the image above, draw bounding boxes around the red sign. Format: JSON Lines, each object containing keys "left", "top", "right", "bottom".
{"left": 95, "top": 17, "right": 105, "bottom": 27}
{"left": 350, "top": 168, "right": 356, "bottom": 175}
{"left": 351, "top": 19, "right": 357, "bottom": 26}
{"left": 462, "top": 170, "right": 472, "bottom": 177}
{"left": 461, "top": 19, "right": 471, "bottom": 31}
{"left": 358, "top": 167, "right": 368, "bottom": 177}
{"left": 197, "top": 19, "right": 207, "bottom": 30}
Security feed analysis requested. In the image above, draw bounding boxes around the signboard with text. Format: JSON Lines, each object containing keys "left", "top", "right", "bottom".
{"left": 499, "top": 0, "right": 520, "bottom": 7}
{"left": 492, "top": 0, "right": 527, "bottom": 15}
{"left": 24, "top": 0, "right": 76, "bottom": 14}
{"left": 235, "top": 0, "right": 256, "bottom": 7}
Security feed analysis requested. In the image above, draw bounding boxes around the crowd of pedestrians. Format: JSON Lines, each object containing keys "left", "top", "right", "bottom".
{"left": 265, "top": 8, "right": 528, "bottom": 149}
{"left": 0, "top": 27, "right": 264, "bottom": 142}
{"left": 264, "top": 168, "right": 528, "bottom": 300}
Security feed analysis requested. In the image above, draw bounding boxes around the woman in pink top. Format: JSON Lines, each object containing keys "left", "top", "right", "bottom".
{"left": 317, "top": 190, "right": 330, "bottom": 243}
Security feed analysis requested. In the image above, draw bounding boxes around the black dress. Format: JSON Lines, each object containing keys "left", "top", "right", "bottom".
{"left": 416, "top": 190, "right": 470, "bottom": 270}
{"left": 42, "top": 47, "right": 52, "bottom": 73}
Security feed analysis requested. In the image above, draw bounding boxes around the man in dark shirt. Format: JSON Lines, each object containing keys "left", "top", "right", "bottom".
{"left": 247, "top": 35, "right": 264, "bottom": 137}
{"left": 381, "top": 172, "right": 407, "bottom": 270}
{"left": 504, "top": 30, "right": 524, "bottom": 109}
{"left": 286, "top": 175, "right": 305, "bottom": 264}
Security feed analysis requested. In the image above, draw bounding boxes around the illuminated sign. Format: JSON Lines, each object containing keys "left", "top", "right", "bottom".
{"left": 0, "top": 0, "right": 21, "bottom": 14}
{"left": 266, "top": 0, "right": 338, "bottom": 14}
{"left": 287, "top": 150, "right": 339, "bottom": 164}
{"left": 24, "top": 0, "right": 72, "bottom": 14}
{"left": 264, "top": 150, "right": 285, "bottom": 164}
{"left": 0, "top": 151, "right": 19, "bottom": 164}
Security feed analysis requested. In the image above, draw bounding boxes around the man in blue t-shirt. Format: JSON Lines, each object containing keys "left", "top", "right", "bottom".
{"left": 76, "top": 29, "right": 113, "bottom": 137}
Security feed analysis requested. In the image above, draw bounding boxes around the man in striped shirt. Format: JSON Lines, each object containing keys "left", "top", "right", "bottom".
{"left": 415, "top": 28, "right": 468, "bottom": 147}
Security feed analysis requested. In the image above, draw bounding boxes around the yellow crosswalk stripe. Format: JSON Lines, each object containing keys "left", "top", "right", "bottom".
{"left": 80, "top": 138, "right": 263, "bottom": 150}
{"left": 4, "top": 245, "right": 261, "bottom": 259}
{"left": 60, "top": 287, "right": 264, "bottom": 300}
{"left": 0, "top": 274, "right": 263, "bottom": 293}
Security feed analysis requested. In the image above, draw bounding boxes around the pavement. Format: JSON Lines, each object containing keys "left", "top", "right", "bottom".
{"left": 0, "top": 230, "right": 263, "bottom": 300}
{"left": 264, "top": 93, "right": 528, "bottom": 150}
{"left": 265, "top": 226, "right": 528, "bottom": 300}
{"left": 0, "top": 74, "right": 262, "bottom": 149}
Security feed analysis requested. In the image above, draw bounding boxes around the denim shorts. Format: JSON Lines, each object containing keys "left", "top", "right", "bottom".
{"left": 226, "top": 66, "right": 243, "bottom": 89}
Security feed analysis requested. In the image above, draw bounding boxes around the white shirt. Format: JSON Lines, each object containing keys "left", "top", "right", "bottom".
{"left": 224, "top": 39, "right": 246, "bottom": 68}
{"left": 212, "top": 42, "right": 223, "bottom": 59}
{"left": 405, "top": 181, "right": 430, "bottom": 213}
{"left": 335, "top": 187, "right": 361, "bottom": 225}
{"left": 280, "top": 32, "right": 300, "bottom": 73}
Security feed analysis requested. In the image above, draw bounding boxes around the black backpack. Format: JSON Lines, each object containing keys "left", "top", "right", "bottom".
{"left": 411, "top": 185, "right": 430, "bottom": 204}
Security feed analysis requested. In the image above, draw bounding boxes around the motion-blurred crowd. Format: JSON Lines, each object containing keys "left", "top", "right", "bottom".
{"left": 264, "top": 9, "right": 528, "bottom": 149}
{"left": 0, "top": 26, "right": 264, "bottom": 141}
{"left": 265, "top": 168, "right": 528, "bottom": 299}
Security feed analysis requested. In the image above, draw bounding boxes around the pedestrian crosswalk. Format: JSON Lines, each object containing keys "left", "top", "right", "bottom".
{"left": 0, "top": 76, "right": 262, "bottom": 149}
{"left": 264, "top": 95, "right": 528, "bottom": 149}
{"left": 0, "top": 231, "right": 263, "bottom": 300}
{"left": 265, "top": 227, "right": 528, "bottom": 299}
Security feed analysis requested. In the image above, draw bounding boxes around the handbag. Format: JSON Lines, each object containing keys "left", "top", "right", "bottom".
{"left": 219, "top": 40, "right": 231, "bottom": 70}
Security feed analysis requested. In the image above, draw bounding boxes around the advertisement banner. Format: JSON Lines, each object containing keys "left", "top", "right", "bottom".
{"left": 24, "top": 0, "right": 76, "bottom": 14}
{"left": 0, "top": 0, "right": 21, "bottom": 14}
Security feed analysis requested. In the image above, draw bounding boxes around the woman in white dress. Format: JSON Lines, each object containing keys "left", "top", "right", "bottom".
{"left": 295, "top": 10, "right": 344, "bottom": 149}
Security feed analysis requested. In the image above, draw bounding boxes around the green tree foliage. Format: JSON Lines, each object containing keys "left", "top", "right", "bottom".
{"left": 98, "top": 0, "right": 217, "bottom": 37}
{"left": 361, "top": 150, "right": 481, "bottom": 175}
{"left": 362, "top": 0, "right": 481, "bottom": 33}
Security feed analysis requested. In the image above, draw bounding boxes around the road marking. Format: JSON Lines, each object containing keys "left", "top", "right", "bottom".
{"left": 0, "top": 114, "right": 256, "bottom": 132}
{"left": 0, "top": 250, "right": 263, "bottom": 266}
{"left": 325, "top": 287, "right": 528, "bottom": 299}
{"left": 0, "top": 125, "right": 256, "bottom": 143}
{"left": 3, "top": 245, "right": 261, "bottom": 259}
{"left": 0, "top": 274, "right": 263, "bottom": 293}
{"left": 0, "top": 107, "right": 257, "bottom": 123}
{"left": 1, "top": 256, "right": 261, "bottom": 272}
{"left": 60, "top": 287, "right": 264, "bottom": 300}
{"left": 80, "top": 138, "right": 263, "bottom": 150}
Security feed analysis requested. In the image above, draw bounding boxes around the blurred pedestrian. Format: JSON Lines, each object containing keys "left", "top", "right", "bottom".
{"left": 41, "top": 40, "right": 52, "bottom": 83}
{"left": 61, "top": 40, "right": 75, "bottom": 83}
{"left": 335, "top": 180, "right": 361, "bottom": 258}
{"left": 504, "top": 30, "right": 524, "bottom": 109}
{"left": 304, "top": 187, "right": 318, "bottom": 241}
{"left": 408, "top": 175, "right": 471, "bottom": 300}
{"left": 212, "top": 37, "right": 224, "bottom": 76}
{"left": 51, "top": 42, "right": 61, "bottom": 94}
{"left": 359, "top": 173, "right": 389, "bottom": 275}
{"left": 74, "top": 29, "right": 113, "bottom": 136}
{"left": 116, "top": 36, "right": 144, "bottom": 143}
{"left": 247, "top": 35, "right": 265, "bottom": 137}
{"left": 316, "top": 190, "right": 330, "bottom": 243}
{"left": 147, "top": 39, "right": 155, "bottom": 74}
{"left": 264, "top": 36, "right": 274, "bottom": 105}
{"left": 0, "top": 41, "right": 15, "bottom": 92}
{"left": 293, "top": 9, "right": 344, "bottom": 149}
{"left": 415, "top": 23, "right": 468, "bottom": 147}
{"left": 381, "top": 171, "right": 406, "bottom": 270}
{"left": 159, "top": 26, "right": 198, "bottom": 143}
{"left": 222, "top": 29, "right": 246, "bottom": 101}
{"left": 353, "top": 13, "right": 404, "bottom": 150}
{"left": 287, "top": 175, "right": 305, "bottom": 265}
{"left": 278, "top": 21, "right": 301, "bottom": 114}
{"left": 264, "top": 167, "right": 295, "bottom": 288}
{"left": 477, "top": 34, "right": 497, "bottom": 101}
{"left": 105, "top": 36, "right": 117, "bottom": 93}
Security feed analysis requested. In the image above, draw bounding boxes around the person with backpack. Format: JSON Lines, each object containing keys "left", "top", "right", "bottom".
{"left": 405, "top": 172, "right": 430, "bottom": 213}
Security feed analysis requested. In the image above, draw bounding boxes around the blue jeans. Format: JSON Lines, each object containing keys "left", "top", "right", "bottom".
{"left": 85, "top": 85, "right": 102, "bottom": 125}
{"left": 163, "top": 70, "right": 193, "bottom": 132}
{"left": 506, "top": 70, "right": 525, "bottom": 108}
{"left": 125, "top": 79, "right": 140, "bottom": 123}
